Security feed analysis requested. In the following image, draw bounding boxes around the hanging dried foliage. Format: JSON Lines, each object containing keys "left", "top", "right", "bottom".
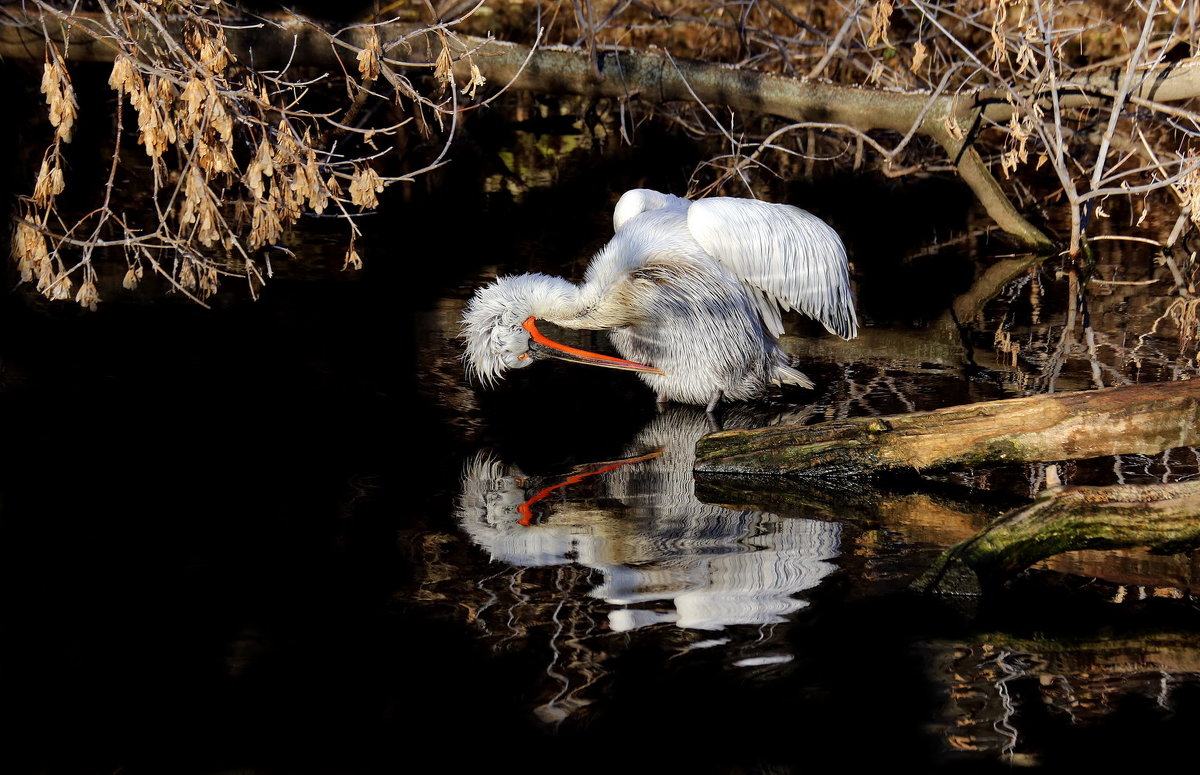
{"left": 12, "top": 0, "right": 483, "bottom": 307}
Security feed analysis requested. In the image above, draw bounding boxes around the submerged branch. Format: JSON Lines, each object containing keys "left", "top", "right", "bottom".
{"left": 922, "top": 481, "right": 1200, "bottom": 586}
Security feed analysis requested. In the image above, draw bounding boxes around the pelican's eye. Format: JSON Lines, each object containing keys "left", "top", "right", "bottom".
{"left": 496, "top": 325, "right": 534, "bottom": 370}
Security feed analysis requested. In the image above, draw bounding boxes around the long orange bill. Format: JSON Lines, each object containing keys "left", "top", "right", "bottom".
{"left": 522, "top": 317, "right": 663, "bottom": 374}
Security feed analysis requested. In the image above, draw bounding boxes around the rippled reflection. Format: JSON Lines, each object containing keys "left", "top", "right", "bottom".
{"left": 443, "top": 406, "right": 843, "bottom": 721}
{"left": 459, "top": 409, "right": 841, "bottom": 634}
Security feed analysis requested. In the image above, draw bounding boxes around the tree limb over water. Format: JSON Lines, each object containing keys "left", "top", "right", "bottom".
{"left": 7, "top": 9, "right": 1200, "bottom": 246}
{"left": 694, "top": 380, "right": 1200, "bottom": 477}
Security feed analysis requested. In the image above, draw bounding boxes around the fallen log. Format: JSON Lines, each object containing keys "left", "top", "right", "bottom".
{"left": 700, "top": 473, "right": 1200, "bottom": 592}
{"left": 694, "top": 380, "right": 1200, "bottom": 477}
{"left": 917, "top": 482, "right": 1200, "bottom": 590}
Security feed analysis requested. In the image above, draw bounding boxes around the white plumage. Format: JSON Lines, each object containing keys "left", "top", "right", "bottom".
{"left": 461, "top": 188, "right": 858, "bottom": 411}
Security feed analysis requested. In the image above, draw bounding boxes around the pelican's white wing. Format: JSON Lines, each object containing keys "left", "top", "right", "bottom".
{"left": 613, "top": 189, "right": 692, "bottom": 232}
{"left": 686, "top": 198, "right": 857, "bottom": 339}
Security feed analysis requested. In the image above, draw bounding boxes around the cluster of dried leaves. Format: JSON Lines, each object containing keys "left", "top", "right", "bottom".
{"left": 9, "top": 0, "right": 1200, "bottom": 313}
{"left": 11, "top": 0, "right": 477, "bottom": 307}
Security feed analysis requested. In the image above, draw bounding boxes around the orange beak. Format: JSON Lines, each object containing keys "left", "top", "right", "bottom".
{"left": 521, "top": 317, "right": 663, "bottom": 375}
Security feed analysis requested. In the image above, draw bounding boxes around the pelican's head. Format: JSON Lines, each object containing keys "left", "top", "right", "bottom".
{"left": 460, "top": 273, "right": 662, "bottom": 386}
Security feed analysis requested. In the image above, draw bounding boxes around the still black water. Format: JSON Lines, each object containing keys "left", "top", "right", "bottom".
{"left": 4, "top": 172, "right": 1200, "bottom": 774}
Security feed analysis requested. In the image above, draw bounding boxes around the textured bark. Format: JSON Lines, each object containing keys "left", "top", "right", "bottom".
{"left": 924, "top": 482, "right": 1200, "bottom": 585}
{"left": 698, "top": 474, "right": 1200, "bottom": 590}
{"left": 694, "top": 380, "right": 1200, "bottom": 477}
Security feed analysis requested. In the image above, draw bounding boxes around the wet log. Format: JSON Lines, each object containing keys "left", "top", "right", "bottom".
{"left": 695, "top": 380, "right": 1200, "bottom": 477}
{"left": 919, "top": 482, "right": 1200, "bottom": 589}
{"left": 701, "top": 474, "right": 1200, "bottom": 592}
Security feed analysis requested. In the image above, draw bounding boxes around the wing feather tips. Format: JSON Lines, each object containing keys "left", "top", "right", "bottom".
{"left": 823, "top": 302, "right": 858, "bottom": 340}
{"left": 775, "top": 364, "right": 816, "bottom": 389}
{"left": 686, "top": 197, "right": 859, "bottom": 341}
{"left": 783, "top": 205, "right": 858, "bottom": 340}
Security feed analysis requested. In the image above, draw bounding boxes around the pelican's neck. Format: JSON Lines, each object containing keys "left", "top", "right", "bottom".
{"left": 485, "top": 271, "right": 625, "bottom": 331}
{"left": 521, "top": 274, "right": 586, "bottom": 321}
{"left": 472, "top": 273, "right": 585, "bottom": 330}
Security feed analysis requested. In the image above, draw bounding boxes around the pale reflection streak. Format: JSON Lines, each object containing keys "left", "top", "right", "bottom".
{"left": 452, "top": 405, "right": 844, "bottom": 724}
{"left": 457, "top": 406, "right": 841, "bottom": 634}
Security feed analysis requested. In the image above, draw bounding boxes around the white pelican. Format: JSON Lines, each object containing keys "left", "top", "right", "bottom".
{"left": 461, "top": 189, "right": 857, "bottom": 411}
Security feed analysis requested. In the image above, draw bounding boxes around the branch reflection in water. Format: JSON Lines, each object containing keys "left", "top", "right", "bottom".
{"left": 452, "top": 405, "right": 842, "bottom": 721}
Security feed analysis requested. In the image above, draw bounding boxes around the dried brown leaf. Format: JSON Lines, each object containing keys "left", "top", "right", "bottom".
{"left": 867, "top": 0, "right": 894, "bottom": 48}
{"left": 910, "top": 41, "right": 927, "bottom": 74}
{"left": 348, "top": 166, "right": 384, "bottom": 209}
{"left": 41, "top": 59, "right": 78, "bottom": 142}
{"left": 357, "top": 28, "right": 382, "bottom": 82}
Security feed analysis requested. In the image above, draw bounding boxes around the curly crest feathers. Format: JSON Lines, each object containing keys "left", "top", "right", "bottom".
{"left": 459, "top": 273, "right": 581, "bottom": 385}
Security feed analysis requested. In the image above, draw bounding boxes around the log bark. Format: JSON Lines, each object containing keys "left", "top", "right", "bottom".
{"left": 694, "top": 380, "right": 1200, "bottom": 477}
{"left": 920, "top": 482, "right": 1200, "bottom": 588}
{"left": 699, "top": 474, "right": 1200, "bottom": 591}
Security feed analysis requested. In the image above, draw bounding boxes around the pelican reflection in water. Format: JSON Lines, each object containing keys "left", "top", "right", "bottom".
{"left": 461, "top": 189, "right": 857, "bottom": 411}
{"left": 455, "top": 405, "right": 842, "bottom": 633}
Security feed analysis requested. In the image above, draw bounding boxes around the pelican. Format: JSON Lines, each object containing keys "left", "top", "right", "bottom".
{"left": 461, "top": 189, "right": 857, "bottom": 411}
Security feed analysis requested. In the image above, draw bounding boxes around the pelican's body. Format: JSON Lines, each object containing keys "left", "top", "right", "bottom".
{"left": 461, "top": 189, "right": 857, "bottom": 410}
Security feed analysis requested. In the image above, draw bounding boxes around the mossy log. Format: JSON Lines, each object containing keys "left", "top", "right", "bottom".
{"left": 695, "top": 380, "right": 1200, "bottom": 477}
{"left": 701, "top": 474, "right": 1200, "bottom": 591}
{"left": 921, "top": 482, "right": 1200, "bottom": 587}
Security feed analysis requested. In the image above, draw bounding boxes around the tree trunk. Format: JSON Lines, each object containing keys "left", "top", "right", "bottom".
{"left": 695, "top": 380, "right": 1200, "bottom": 477}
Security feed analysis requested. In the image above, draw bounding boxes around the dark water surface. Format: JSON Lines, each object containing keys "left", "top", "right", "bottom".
{"left": 4, "top": 180, "right": 1200, "bottom": 774}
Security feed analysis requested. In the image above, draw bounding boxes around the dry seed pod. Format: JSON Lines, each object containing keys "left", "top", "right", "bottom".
{"left": 13, "top": 221, "right": 50, "bottom": 284}
{"left": 357, "top": 29, "right": 382, "bottom": 81}
{"left": 108, "top": 54, "right": 137, "bottom": 95}
{"left": 75, "top": 275, "right": 100, "bottom": 311}
{"left": 249, "top": 198, "right": 283, "bottom": 250}
{"left": 344, "top": 242, "right": 362, "bottom": 270}
{"left": 246, "top": 138, "right": 274, "bottom": 200}
{"left": 32, "top": 157, "right": 66, "bottom": 207}
{"left": 348, "top": 167, "right": 383, "bottom": 208}
{"left": 43, "top": 272, "right": 72, "bottom": 301}
{"left": 41, "top": 59, "right": 79, "bottom": 142}
{"left": 122, "top": 265, "right": 143, "bottom": 290}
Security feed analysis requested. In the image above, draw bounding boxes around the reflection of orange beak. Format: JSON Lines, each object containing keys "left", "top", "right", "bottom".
{"left": 517, "top": 449, "right": 664, "bottom": 526}
{"left": 522, "top": 317, "right": 663, "bottom": 374}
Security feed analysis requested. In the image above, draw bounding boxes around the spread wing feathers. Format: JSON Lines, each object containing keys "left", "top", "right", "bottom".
{"left": 613, "top": 188, "right": 692, "bottom": 232}
{"left": 686, "top": 197, "right": 858, "bottom": 340}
